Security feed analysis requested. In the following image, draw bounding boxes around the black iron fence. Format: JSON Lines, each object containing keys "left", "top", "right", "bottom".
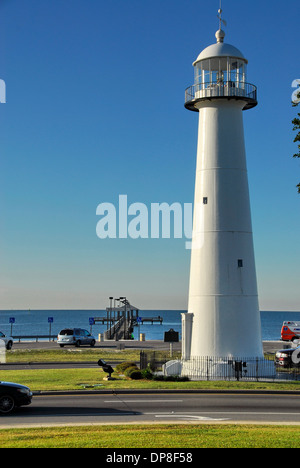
{"left": 180, "top": 356, "right": 276, "bottom": 381}
{"left": 140, "top": 350, "right": 181, "bottom": 372}
{"left": 140, "top": 351, "right": 300, "bottom": 382}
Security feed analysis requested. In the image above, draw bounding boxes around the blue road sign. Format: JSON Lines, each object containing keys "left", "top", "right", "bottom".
{"left": 48, "top": 317, "right": 54, "bottom": 323}
{"left": 136, "top": 317, "right": 142, "bottom": 324}
{"left": 89, "top": 318, "right": 95, "bottom": 325}
{"left": 9, "top": 317, "right": 15, "bottom": 324}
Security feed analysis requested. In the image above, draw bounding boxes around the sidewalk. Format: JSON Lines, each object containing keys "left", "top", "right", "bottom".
{"left": 13, "top": 339, "right": 182, "bottom": 352}
{"left": 12, "top": 339, "right": 281, "bottom": 353}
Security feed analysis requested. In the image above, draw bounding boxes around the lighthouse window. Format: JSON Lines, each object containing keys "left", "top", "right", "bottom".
{"left": 238, "top": 259, "right": 243, "bottom": 268}
{"left": 203, "top": 197, "right": 208, "bottom": 205}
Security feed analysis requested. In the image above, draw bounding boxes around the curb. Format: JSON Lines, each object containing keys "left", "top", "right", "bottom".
{"left": 33, "top": 388, "right": 300, "bottom": 397}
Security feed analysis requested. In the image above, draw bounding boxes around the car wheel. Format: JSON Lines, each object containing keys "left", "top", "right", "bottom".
{"left": 6, "top": 341, "right": 13, "bottom": 351}
{"left": 292, "top": 336, "right": 299, "bottom": 343}
{"left": 90, "top": 340, "right": 96, "bottom": 347}
{"left": 59, "top": 344, "right": 64, "bottom": 348}
{"left": 0, "top": 395, "right": 15, "bottom": 414}
{"left": 75, "top": 340, "right": 81, "bottom": 347}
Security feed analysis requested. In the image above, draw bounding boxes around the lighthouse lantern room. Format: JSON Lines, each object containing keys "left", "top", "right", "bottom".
{"left": 185, "top": 29, "right": 257, "bottom": 112}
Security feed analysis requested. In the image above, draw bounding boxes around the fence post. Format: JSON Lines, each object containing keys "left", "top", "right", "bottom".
{"left": 140, "top": 351, "right": 147, "bottom": 370}
{"left": 0, "top": 340, "right": 6, "bottom": 364}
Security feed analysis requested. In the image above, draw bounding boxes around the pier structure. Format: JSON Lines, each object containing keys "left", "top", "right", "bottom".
{"left": 93, "top": 297, "right": 163, "bottom": 340}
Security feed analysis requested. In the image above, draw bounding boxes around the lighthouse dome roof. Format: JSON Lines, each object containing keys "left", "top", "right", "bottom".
{"left": 193, "top": 30, "right": 248, "bottom": 66}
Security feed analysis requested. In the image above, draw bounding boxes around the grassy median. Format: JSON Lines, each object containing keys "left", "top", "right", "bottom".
{"left": 1, "top": 367, "right": 300, "bottom": 392}
{"left": 1, "top": 347, "right": 300, "bottom": 392}
{"left": 1, "top": 424, "right": 300, "bottom": 448}
{"left": 5, "top": 348, "right": 141, "bottom": 363}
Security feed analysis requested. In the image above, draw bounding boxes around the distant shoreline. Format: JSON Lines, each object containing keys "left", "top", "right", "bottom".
{"left": 0, "top": 309, "right": 299, "bottom": 313}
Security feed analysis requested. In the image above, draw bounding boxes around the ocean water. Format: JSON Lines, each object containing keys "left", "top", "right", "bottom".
{"left": 0, "top": 310, "right": 300, "bottom": 341}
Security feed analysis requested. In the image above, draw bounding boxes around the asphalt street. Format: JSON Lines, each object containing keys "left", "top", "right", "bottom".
{"left": 1, "top": 392, "right": 300, "bottom": 428}
{"left": 1, "top": 340, "right": 298, "bottom": 429}
{"left": 10, "top": 339, "right": 182, "bottom": 352}
{"left": 9, "top": 340, "right": 283, "bottom": 353}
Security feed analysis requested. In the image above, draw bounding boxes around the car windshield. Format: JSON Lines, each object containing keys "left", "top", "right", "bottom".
{"left": 59, "top": 329, "right": 74, "bottom": 336}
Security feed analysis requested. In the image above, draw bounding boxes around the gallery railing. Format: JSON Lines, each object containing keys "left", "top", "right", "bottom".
{"left": 185, "top": 81, "right": 257, "bottom": 110}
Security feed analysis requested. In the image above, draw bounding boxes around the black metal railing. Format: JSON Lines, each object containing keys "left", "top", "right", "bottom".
{"left": 185, "top": 81, "right": 257, "bottom": 110}
{"left": 12, "top": 335, "right": 57, "bottom": 342}
{"left": 180, "top": 356, "right": 276, "bottom": 381}
{"left": 140, "top": 352, "right": 300, "bottom": 382}
{"left": 140, "top": 350, "right": 182, "bottom": 372}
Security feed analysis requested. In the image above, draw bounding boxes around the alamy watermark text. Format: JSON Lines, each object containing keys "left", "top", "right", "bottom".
{"left": 96, "top": 195, "right": 198, "bottom": 250}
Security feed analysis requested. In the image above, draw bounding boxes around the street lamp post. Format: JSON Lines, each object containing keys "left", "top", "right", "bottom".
{"left": 120, "top": 297, "right": 127, "bottom": 339}
{"left": 109, "top": 297, "right": 113, "bottom": 339}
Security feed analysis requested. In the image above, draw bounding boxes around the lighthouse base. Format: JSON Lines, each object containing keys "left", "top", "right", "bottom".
{"left": 163, "top": 357, "right": 276, "bottom": 381}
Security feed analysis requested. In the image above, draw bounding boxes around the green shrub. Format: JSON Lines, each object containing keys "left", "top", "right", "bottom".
{"left": 141, "top": 368, "right": 153, "bottom": 380}
{"left": 115, "top": 362, "right": 138, "bottom": 374}
{"left": 128, "top": 369, "right": 142, "bottom": 380}
{"left": 153, "top": 374, "right": 189, "bottom": 382}
{"left": 124, "top": 365, "right": 139, "bottom": 377}
{"left": 122, "top": 365, "right": 143, "bottom": 380}
{"left": 152, "top": 374, "right": 164, "bottom": 381}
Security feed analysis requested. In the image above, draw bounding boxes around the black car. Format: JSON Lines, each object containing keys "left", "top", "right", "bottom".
{"left": 0, "top": 382, "right": 33, "bottom": 414}
{"left": 275, "top": 346, "right": 300, "bottom": 368}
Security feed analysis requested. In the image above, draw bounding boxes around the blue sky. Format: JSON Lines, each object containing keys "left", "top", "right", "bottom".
{"left": 0, "top": 0, "right": 299, "bottom": 311}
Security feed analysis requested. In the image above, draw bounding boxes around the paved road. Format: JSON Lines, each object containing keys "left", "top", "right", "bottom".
{"left": 1, "top": 392, "right": 300, "bottom": 428}
{"left": 11, "top": 340, "right": 284, "bottom": 353}
{"left": 11, "top": 340, "right": 182, "bottom": 351}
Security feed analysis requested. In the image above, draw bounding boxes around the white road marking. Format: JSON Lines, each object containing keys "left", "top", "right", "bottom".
{"left": 154, "top": 414, "right": 230, "bottom": 421}
{"left": 104, "top": 399, "right": 184, "bottom": 403}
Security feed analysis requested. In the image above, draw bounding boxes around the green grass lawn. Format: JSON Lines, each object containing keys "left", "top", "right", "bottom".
{"left": 6, "top": 348, "right": 141, "bottom": 363}
{"left": 1, "top": 367, "right": 300, "bottom": 392}
{"left": 1, "top": 424, "right": 300, "bottom": 448}
{"left": 1, "top": 348, "right": 300, "bottom": 392}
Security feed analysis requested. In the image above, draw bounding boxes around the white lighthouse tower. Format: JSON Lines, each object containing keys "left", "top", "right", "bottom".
{"left": 179, "top": 14, "right": 264, "bottom": 378}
